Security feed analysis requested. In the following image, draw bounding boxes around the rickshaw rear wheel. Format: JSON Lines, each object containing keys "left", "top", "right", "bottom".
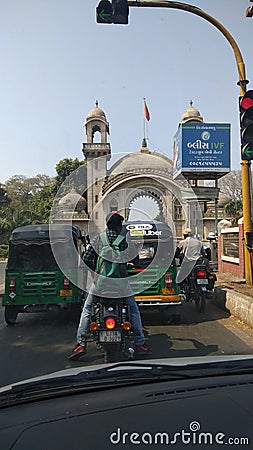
{"left": 5, "top": 306, "right": 19, "bottom": 325}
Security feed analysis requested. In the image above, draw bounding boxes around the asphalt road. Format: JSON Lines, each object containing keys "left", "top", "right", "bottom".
{"left": 1, "top": 298, "right": 253, "bottom": 388}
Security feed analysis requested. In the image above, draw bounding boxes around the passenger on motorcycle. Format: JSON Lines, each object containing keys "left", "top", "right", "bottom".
{"left": 68, "top": 212, "right": 149, "bottom": 360}
{"left": 176, "top": 228, "right": 209, "bottom": 284}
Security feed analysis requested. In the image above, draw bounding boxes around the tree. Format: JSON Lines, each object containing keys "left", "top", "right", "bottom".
{"left": 5, "top": 174, "right": 52, "bottom": 209}
{"left": 0, "top": 174, "right": 53, "bottom": 244}
{"left": 0, "top": 184, "right": 10, "bottom": 207}
{"left": 224, "top": 199, "right": 243, "bottom": 226}
{"left": 218, "top": 170, "right": 242, "bottom": 201}
{"left": 0, "top": 158, "right": 86, "bottom": 244}
{"left": 52, "top": 158, "right": 85, "bottom": 195}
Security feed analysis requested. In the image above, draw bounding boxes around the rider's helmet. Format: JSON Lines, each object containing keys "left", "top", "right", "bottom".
{"left": 106, "top": 212, "right": 124, "bottom": 230}
{"left": 183, "top": 228, "right": 192, "bottom": 237}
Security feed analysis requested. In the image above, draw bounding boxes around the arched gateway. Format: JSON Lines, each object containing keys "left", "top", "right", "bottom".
{"left": 82, "top": 102, "right": 203, "bottom": 239}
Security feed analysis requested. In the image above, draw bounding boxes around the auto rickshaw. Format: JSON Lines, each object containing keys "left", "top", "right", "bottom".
{"left": 122, "top": 220, "right": 183, "bottom": 323}
{"left": 2, "top": 224, "right": 85, "bottom": 325}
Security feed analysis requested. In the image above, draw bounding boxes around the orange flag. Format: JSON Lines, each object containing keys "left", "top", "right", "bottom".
{"left": 143, "top": 99, "right": 150, "bottom": 121}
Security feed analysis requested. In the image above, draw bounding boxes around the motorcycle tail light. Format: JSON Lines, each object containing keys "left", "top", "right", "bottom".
{"left": 63, "top": 276, "right": 70, "bottom": 289}
{"left": 9, "top": 278, "right": 16, "bottom": 291}
{"left": 105, "top": 317, "right": 116, "bottom": 330}
{"left": 90, "top": 321, "right": 98, "bottom": 331}
{"left": 164, "top": 273, "right": 173, "bottom": 288}
{"left": 197, "top": 270, "right": 207, "bottom": 278}
{"left": 122, "top": 321, "right": 131, "bottom": 331}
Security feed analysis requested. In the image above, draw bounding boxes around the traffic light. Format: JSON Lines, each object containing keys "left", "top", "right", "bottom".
{"left": 112, "top": 0, "right": 129, "bottom": 24}
{"left": 96, "top": 0, "right": 113, "bottom": 24}
{"left": 240, "top": 90, "right": 253, "bottom": 160}
{"left": 96, "top": 0, "right": 129, "bottom": 24}
{"left": 246, "top": 6, "right": 253, "bottom": 17}
{"left": 246, "top": 0, "right": 253, "bottom": 17}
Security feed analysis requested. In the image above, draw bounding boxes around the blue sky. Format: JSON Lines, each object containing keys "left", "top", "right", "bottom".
{"left": 0, "top": 0, "right": 252, "bottom": 183}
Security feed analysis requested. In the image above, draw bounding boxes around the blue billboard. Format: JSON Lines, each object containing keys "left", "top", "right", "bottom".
{"left": 173, "top": 123, "right": 231, "bottom": 179}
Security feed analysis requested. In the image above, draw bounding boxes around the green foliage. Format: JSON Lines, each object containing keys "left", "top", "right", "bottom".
{"left": 0, "top": 158, "right": 86, "bottom": 245}
{"left": 224, "top": 199, "right": 243, "bottom": 225}
{"left": 52, "top": 158, "right": 85, "bottom": 195}
{"left": 0, "top": 245, "right": 8, "bottom": 259}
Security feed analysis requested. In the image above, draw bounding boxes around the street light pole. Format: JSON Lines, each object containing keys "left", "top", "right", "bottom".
{"left": 128, "top": 0, "right": 253, "bottom": 284}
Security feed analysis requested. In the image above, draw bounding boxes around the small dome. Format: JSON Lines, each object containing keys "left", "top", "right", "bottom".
{"left": 86, "top": 100, "right": 106, "bottom": 120}
{"left": 59, "top": 188, "right": 86, "bottom": 211}
{"left": 181, "top": 100, "right": 203, "bottom": 124}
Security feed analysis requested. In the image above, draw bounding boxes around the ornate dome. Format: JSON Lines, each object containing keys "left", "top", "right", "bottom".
{"left": 58, "top": 188, "right": 86, "bottom": 212}
{"left": 180, "top": 100, "right": 203, "bottom": 124}
{"left": 86, "top": 100, "right": 106, "bottom": 120}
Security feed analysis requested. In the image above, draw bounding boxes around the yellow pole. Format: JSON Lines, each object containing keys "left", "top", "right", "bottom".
{"left": 129, "top": 0, "right": 253, "bottom": 284}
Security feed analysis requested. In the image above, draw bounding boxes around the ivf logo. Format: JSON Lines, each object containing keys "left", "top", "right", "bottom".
{"left": 201, "top": 131, "right": 210, "bottom": 141}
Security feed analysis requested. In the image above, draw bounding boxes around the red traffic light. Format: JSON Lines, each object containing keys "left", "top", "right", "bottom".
{"left": 240, "top": 90, "right": 253, "bottom": 111}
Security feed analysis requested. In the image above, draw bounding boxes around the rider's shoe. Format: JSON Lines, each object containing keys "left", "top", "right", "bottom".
{"left": 135, "top": 343, "right": 151, "bottom": 355}
{"left": 68, "top": 343, "right": 86, "bottom": 360}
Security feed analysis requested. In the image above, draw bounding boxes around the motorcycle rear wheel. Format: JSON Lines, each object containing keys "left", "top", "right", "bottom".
{"left": 195, "top": 290, "right": 206, "bottom": 313}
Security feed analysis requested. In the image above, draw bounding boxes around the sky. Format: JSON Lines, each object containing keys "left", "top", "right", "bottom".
{"left": 0, "top": 0, "right": 252, "bottom": 184}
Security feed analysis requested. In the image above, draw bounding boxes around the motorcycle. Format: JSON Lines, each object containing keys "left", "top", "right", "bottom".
{"left": 181, "top": 257, "right": 216, "bottom": 313}
{"left": 89, "top": 290, "right": 135, "bottom": 363}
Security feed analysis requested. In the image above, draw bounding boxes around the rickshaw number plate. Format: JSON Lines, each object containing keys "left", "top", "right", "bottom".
{"left": 60, "top": 290, "right": 73, "bottom": 296}
{"left": 99, "top": 331, "right": 121, "bottom": 342}
{"left": 197, "top": 279, "right": 208, "bottom": 285}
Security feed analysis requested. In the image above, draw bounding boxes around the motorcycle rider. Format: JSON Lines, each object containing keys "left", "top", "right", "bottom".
{"left": 176, "top": 228, "right": 207, "bottom": 284}
{"left": 68, "top": 212, "right": 149, "bottom": 360}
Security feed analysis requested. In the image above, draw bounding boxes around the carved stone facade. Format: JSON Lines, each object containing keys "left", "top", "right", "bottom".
{"left": 56, "top": 100, "right": 230, "bottom": 241}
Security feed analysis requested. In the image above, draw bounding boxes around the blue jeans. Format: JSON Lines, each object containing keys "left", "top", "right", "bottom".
{"left": 76, "top": 283, "right": 145, "bottom": 346}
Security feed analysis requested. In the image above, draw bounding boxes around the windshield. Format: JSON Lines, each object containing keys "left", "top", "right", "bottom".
{"left": 1, "top": 0, "right": 253, "bottom": 440}
{"left": 7, "top": 242, "right": 59, "bottom": 271}
{"left": 7, "top": 240, "right": 80, "bottom": 270}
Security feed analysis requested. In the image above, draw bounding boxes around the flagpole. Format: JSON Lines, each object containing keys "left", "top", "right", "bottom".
{"left": 143, "top": 117, "right": 146, "bottom": 139}
{"left": 143, "top": 97, "right": 146, "bottom": 139}
{"left": 143, "top": 97, "right": 150, "bottom": 140}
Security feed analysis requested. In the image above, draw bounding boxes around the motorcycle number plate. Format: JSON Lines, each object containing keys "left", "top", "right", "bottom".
{"left": 99, "top": 331, "right": 122, "bottom": 343}
{"left": 197, "top": 279, "right": 208, "bottom": 285}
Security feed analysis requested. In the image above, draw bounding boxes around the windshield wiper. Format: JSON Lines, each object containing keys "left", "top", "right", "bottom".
{"left": 1, "top": 358, "right": 253, "bottom": 407}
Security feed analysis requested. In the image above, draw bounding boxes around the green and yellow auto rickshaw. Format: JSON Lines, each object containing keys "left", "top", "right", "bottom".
{"left": 2, "top": 224, "right": 85, "bottom": 325}
{"left": 122, "top": 220, "right": 183, "bottom": 323}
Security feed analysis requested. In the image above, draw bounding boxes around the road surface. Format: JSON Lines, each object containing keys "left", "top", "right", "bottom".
{"left": 1, "top": 298, "right": 253, "bottom": 387}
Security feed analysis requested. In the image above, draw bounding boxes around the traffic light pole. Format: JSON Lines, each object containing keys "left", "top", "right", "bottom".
{"left": 128, "top": 0, "right": 253, "bottom": 284}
